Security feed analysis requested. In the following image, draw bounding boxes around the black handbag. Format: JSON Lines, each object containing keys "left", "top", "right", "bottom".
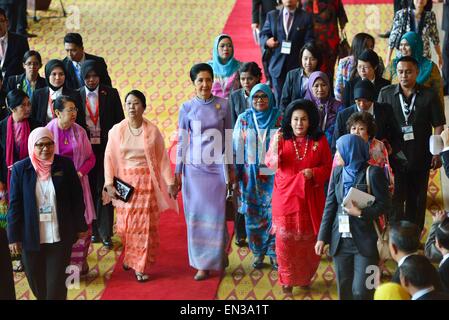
{"left": 113, "top": 177, "right": 135, "bottom": 202}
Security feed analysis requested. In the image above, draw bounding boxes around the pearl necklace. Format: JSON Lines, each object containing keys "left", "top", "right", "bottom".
{"left": 128, "top": 123, "right": 143, "bottom": 136}
{"left": 292, "top": 137, "right": 308, "bottom": 161}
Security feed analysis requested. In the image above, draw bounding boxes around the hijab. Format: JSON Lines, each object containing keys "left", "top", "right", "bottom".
{"left": 336, "top": 134, "right": 369, "bottom": 197}
{"left": 304, "top": 71, "right": 332, "bottom": 106}
{"left": 27, "top": 127, "right": 55, "bottom": 181}
{"left": 44, "top": 59, "right": 66, "bottom": 91}
{"left": 393, "top": 32, "right": 433, "bottom": 84}
{"left": 208, "top": 34, "right": 240, "bottom": 77}
{"left": 249, "top": 83, "right": 279, "bottom": 129}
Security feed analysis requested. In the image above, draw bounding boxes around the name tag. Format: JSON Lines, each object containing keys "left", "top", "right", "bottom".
{"left": 90, "top": 128, "right": 101, "bottom": 145}
{"left": 281, "top": 41, "right": 292, "bottom": 55}
{"left": 402, "top": 125, "right": 414, "bottom": 141}
{"left": 39, "top": 205, "right": 53, "bottom": 222}
{"left": 338, "top": 214, "right": 350, "bottom": 233}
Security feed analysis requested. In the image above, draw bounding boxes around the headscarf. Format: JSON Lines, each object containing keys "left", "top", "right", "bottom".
{"left": 336, "top": 134, "right": 369, "bottom": 197}
{"left": 44, "top": 59, "right": 66, "bottom": 91}
{"left": 374, "top": 283, "right": 411, "bottom": 300}
{"left": 392, "top": 32, "right": 433, "bottom": 84}
{"left": 249, "top": 83, "right": 279, "bottom": 129}
{"left": 208, "top": 34, "right": 240, "bottom": 77}
{"left": 27, "top": 127, "right": 55, "bottom": 181}
{"left": 304, "top": 71, "right": 331, "bottom": 106}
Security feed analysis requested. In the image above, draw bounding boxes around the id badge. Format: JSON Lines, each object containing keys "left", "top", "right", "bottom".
{"left": 281, "top": 41, "right": 292, "bottom": 55}
{"left": 90, "top": 128, "right": 101, "bottom": 145}
{"left": 402, "top": 125, "right": 414, "bottom": 141}
{"left": 338, "top": 215, "right": 350, "bottom": 233}
{"left": 39, "top": 205, "right": 53, "bottom": 222}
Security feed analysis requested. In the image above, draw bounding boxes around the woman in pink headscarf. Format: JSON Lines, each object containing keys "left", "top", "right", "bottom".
{"left": 7, "top": 127, "right": 87, "bottom": 300}
{"left": 46, "top": 95, "right": 96, "bottom": 275}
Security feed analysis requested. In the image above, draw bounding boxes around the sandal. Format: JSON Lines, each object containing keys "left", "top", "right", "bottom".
{"left": 13, "top": 260, "right": 24, "bottom": 272}
{"left": 135, "top": 272, "right": 149, "bottom": 282}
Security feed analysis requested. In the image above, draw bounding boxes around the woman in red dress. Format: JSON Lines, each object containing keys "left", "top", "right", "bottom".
{"left": 265, "top": 99, "right": 332, "bottom": 295}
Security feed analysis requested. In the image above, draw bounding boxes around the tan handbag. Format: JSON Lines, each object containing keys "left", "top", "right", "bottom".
{"left": 366, "top": 166, "right": 392, "bottom": 261}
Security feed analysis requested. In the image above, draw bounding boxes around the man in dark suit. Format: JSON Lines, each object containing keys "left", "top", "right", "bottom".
{"left": 0, "top": 8, "right": 29, "bottom": 81}
{"left": 332, "top": 79, "right": 403, "bottom": 158}
{"left": 79, "top": 60, "right": 124, "bottom": 249}
{"left": 378, "top": 56, "right": 446, "bottom": 230}
{"left": 260, "top": 0, "right": 314, "bottom": 103}
{"left": 388, "top": 221, "right": 420, "bottom": 283}
{"left": 441, "top": 0, "right": 449, "bottom": 95}
{"left": 399, "top": 255, "right": 449, "bottom": 300}
{"left": 436, "top": 217, "right": 449, "bottom": 293}
{"left": 62, "top": 33, "right": 112, "bottom": 90}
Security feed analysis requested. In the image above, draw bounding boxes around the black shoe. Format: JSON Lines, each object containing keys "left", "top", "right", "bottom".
{"left": 102, "top": 238, "right": 113, "bottom": 249}
{"left": 252, "top": 256, "right": 265, "bottom": 269}
{"left": 91, "top": 235, "right": 101, "bottom": 243}
{"left": 378, "top": 31, "right": 390, "bottom": 38}
{"left": 234, "top": 238, "right": 247, "bottom": 247}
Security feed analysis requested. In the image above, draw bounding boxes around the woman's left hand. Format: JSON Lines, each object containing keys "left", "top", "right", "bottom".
{"left": 344, "top": 200, "right": 362, "bottom": 217}
{"left": 168, "top": 184, "right": 178, "bottom": 200}
{"left": 302, "top": 168, "right": 313, "bottom": 180}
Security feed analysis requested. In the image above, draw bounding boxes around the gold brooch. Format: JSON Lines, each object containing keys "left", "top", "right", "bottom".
{"left": 215, "top": 104, "right": 221, "bottom": 110}
{"left": 312, "top": 142, "right": 318, "bottom": 151}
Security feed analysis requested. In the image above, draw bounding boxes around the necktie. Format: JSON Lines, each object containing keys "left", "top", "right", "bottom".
{"left": 75, "top": 62, "right": 83, "bottom": 84}
{"left": 0, "top": 39, "right": 5, "bottom": 61}
{"left": 286, "top": 12, "right": 294, "bottom": 35}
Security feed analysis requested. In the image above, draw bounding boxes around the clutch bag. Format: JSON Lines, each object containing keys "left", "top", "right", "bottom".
{"left": 113, "top": 177, "right": 135, "bottom": 202}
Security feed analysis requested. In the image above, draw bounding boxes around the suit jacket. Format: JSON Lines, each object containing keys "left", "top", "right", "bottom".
{"left": 79, "top": 85, "right": 124, "bottom": 154}
{"left": 1, "top": 32, "right": 29, "bottom": 82}
{"left": 260, "top": 8, "right": 314, "bottom": 79}
{"left": 443, "top": 0, "right": 449, "bottom": 32}
{"left": 442, "top": 150, "right": 449, "bottom": 179}
{"left": 31, "top": 86, "right": 87, "bottom": 129}
{"left": 0, "top": 90, "right": 7, "bottom": 121}
{"left": 331, "top": 102, "right": 403, "bottom": 157}
{"left": 416, "top": 290, "right": 449, "bottom": 300}
{"left": 62, "top": 53, "right": 112, "bottom": 90}
{"left": 391, "top": 257, "right": 443, "bottom": 291}
{"left": 229, "top": 88, "right": 249, "bottom": 127}
{"left": 6, "top": 155, "right": 87, "bottom": 252}
{"left": 5, "top": 73, "right": 47, "bottom": 96}
{"left": 378, "top": 84, "right": 446, "bottom": 171}
{"left": 280, "top": 67, "right": 307, "bottom": 112}
{"left": 440, "top": 258, "right": 449, "bottom": 294}
{"left": 342, "top": 77, "right": 391, "bottom": 109}
{"left": 252, "top": 0, "right": 278, "bottom": 27}
{"left": 0, "top": 117, "right": 41, "bottom": 185}
{"left": 318, "top": 165, "right": 391, "bottom": 258}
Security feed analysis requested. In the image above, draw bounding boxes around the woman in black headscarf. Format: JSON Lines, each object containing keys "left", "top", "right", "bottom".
{"left": 31, "top": 59, "right": 86, "bottom": 128}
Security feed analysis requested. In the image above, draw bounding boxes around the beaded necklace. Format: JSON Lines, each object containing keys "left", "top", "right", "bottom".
{"left": 292, "top": 136, "right": 308, "bottom": 161}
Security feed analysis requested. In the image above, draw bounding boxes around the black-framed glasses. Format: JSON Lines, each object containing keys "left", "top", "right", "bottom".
{"left": 35, "top": 142, "right": 55, "bottom": 150}
{"left": 252, "top": 94, "right": 268, "bottom": 101}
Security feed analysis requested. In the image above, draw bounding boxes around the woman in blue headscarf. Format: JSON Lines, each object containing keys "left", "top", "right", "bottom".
{"left": 384, "top": 31, "right": 443, "bottom": 108}
{"left": 316, "top": 134, "right": 391, "bottom": 300}
{"left": 208, "top": 34, "right": 242, "bottom": 99}
{"left": 233, "top": 83, "right": 281, "bottom": 270}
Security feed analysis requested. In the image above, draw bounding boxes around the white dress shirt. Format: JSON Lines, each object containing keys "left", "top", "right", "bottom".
{"left": 36, "top": 177, "right": 60, "bottom": 244}
{"left": 48, "top": 87, "right": 63, "bottom": 121}
{"left": 412, "top": 286, "right": 434, "bottom": 300}
{"left": 440, "top": 253, "right": 449, "bottom": 268}
{"left": 85, "top": 86, "right": 100, "bottom": 131}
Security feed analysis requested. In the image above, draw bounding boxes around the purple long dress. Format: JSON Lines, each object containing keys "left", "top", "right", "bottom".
{"left": 175, "top": 95, "right": 232, "bottom": 271}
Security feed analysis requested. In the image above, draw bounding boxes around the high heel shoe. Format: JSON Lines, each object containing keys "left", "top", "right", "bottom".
{"left": 270, "top": 257, "right": 278, "bottom": 271}
{"left": 252, "top": 256, "right": 265, "bottom": 269}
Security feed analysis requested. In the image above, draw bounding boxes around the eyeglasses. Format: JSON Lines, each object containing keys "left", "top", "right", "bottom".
{"left": 35, "top": 142, "right": 55, "bottom": 150}
{"left": 252, "top": 94, "right": 268, "bottom": 101}
{"left": 357, "top": 65, "right": 373, "bottom": 71}
{"left": 64, "top": 107, "right": 78, "bottom": 113}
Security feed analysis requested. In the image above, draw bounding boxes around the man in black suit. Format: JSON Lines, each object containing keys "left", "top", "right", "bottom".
{"left": 388, "top": 221, "right": 420, "bottom": 283}
{"left": 436, "top": 217, "right": 449, "bottom": 293}
{"left": 399, "top": 255, "right": 449, "bottom": 300}
{"left": 62, "top": 33, "right": 112, "bottom": 90}
{"left": 0, "top": 8, "right": 29, "bottom": 81}
{"left": 441, "top": 0, "right": 449, "bottom": 95}
{"left": 332, "top": 79, "right": 403, "bottom": 158}
{"left": 378, "top": 56, "right": 446, "bottom": 230}
{"left": 260, "top": 0, "right": 314, "bottom": 103}
{"left": 80, "top": 60, "right": 124, "bottom": 249}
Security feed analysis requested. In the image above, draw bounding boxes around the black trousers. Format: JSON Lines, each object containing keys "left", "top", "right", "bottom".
{"left": 234, "top": 212, "right": 247, "bottom": 242}
{"left": 333, "top": 238, "right": 377, "bottom": 300}
{"left": 22, "top": 241, "right": 72, "bottom": 300}
{"left": 0, "top": 228, "right": 15, "bottom": 300}
{"left": 89, "top": 148, "right": 114, "bottom": 240}
{"left": 392, "top": 169, "right": 430, "bottom": 231}
{"left": 443, "top": 31, "right": 449, "bottom": 96}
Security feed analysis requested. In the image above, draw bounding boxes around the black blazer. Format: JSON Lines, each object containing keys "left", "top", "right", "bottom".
{"left": 79, "top": 85, "right": 124, "bottom": 153}
{"left": 440, "top": 258, "right": 449, "bottom": 294}
{"left": 7, "top": 155, "right": 87, "bottom": 251}
{"left": 342, "top": 77, "right": 391, "bottom": 109}
{"left": 229, "top": 88, "right": 249, "bottom": 127}
{"left": 0, "top": 117, "right": 41, "bottom": 185}
{"left": 0, "top": 90, "right": 7, "bottom": 121}
{"left": 317, "top": 165, "right": 391, "bottom": 258}
{"left": 5, "top": 73, "right": 47, "bottom": 96}
{"left": 1, "top": 32, "right": 29, "bottom": 83}
{"left": 331, "top": 102, "right": 403, "bottom": 156}
{"left": 443, "top": 0, "right": 449, "bottom": 32}
{"left": 416, "top": 290, "right": 449, "bottom": 300}
{"left": 260, "top": 8, "right": 314, "bottom": 79}
{"left": 62, "top": 53, "right": 112, "bottom": 90}
{"left": 442, "top": 150, "right": 449, "bottom": 179}
{"left": 280, "top": 67, "right": 307, "bottom": 112}
{"left": 31, "top": 86, "right": 87, "bottom": 129}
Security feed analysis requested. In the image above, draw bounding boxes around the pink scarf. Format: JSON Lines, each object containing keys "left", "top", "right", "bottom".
{"left": 6, "top": 115, "right": 30, "bottom": 191}
{"left": 27, "top": 127, "right": 55, "bottom": 181}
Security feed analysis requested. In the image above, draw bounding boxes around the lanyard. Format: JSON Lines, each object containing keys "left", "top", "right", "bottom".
{"left": 399, "top": 93, "right": 416, "bottom": 125}
{"left": 252, "top": 112, "right": 269, "bottom": 152}
{"left": 23, "top": 78, "right": 33, "bottom": 98}
{"left": 38, "top": 179, "right": 51, "bottom": 204}
{"left": 86, "top": 95, "right": 99, "bottom": 126}
{"left": 48, "top": 94, "right": 55, "bottom": 118}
